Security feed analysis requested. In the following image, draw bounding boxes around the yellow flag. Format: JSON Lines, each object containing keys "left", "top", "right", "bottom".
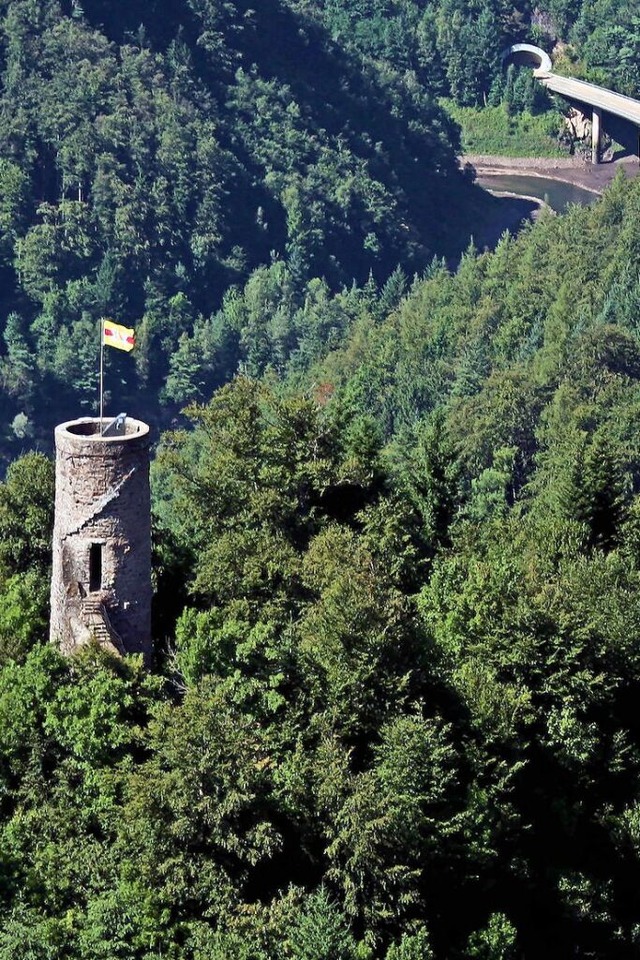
{"left": 103, "top": 319, "right": 135, "bottom": 352}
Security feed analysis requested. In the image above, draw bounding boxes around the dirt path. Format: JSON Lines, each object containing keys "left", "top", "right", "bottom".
{"left": 460, "top": 152, "right": 640, "bottom": 194}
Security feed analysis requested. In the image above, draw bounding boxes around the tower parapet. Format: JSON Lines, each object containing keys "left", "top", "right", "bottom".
{"left": 49, "top": 416, "right": 152, "bottom": 661}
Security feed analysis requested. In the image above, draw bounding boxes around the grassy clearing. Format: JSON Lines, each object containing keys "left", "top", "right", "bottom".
{"left": 442, "top": 101, "right": 570, "bottom": 158}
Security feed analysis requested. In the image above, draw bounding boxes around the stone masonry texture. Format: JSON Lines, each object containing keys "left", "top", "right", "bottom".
{"left": 49, "top": 417, "right": 152, "bottom": 661}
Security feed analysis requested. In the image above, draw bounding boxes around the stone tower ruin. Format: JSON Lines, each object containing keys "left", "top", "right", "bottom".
{"left": 49, "top": 416, "right": 152, "bottom": 661}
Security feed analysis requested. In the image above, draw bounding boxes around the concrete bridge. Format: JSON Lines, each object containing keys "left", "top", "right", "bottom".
{"left": 503, "top": 44, "right": 640, "bottom": 163}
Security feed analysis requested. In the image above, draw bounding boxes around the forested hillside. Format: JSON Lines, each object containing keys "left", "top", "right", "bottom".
{"left": 1, "top": 1, "right": 640, "bottom": 958}
{"left": 0, "top": 0, "right": 636, "bottom": 449}
{"left": 1, "top": 170, "right": 640, "bottom": 957}
{"left": 0, "top": 0, "right": 485, "bottom": 449}
{"left": 293, "top": 0, "right": 640, "bottom": 102}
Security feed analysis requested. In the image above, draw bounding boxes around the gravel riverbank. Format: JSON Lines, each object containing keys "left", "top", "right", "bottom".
{"left": 461, "top": 153, "right": 640, "bottom": 194}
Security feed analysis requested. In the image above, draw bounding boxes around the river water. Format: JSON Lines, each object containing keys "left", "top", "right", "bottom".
{"left": 477, "top": 174, "right": 598, "bottom": 212}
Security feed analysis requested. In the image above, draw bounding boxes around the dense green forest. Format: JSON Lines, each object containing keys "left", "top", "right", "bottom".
{"left": 2, "top": 171, "right": 640, "bottom": 956}
{"left": 292, "top": 0, "right": 640, "bottom": 101}
{"left": 1, "top": 0, "right": 640, "bottom": 957}
{"left": 0, "top": 0, "right": 468, "bottom": 448}
{"left": 0, "top": 0, "right": 636, "bottom": 448}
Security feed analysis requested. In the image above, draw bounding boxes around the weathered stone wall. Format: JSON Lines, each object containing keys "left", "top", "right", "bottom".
{"left": 49, "top": 417, "right": 152, "bottom": 661}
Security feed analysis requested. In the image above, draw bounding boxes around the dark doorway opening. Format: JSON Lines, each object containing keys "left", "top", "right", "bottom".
{"left": 89, "top": 543, "right": 103, "bottom": 592}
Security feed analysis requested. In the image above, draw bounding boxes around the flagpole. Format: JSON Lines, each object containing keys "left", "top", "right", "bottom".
{"left": 98, "top": 320, "right": 135, "bottom": 432}
{"left": 99, "top": 318, "right": 104, "bottom": 435}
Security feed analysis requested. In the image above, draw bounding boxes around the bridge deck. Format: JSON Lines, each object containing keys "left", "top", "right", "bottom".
{"left": 541, "top": 74, "right": 640, "bottom": 128}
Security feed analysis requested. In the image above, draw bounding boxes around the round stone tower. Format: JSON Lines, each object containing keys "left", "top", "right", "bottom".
{"left": 49, "top": 416, "right": 152, "bottom": 661}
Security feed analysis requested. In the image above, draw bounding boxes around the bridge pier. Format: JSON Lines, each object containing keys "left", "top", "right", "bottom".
{"left": 592, "top": 106, "right": 602, "bottom": 164}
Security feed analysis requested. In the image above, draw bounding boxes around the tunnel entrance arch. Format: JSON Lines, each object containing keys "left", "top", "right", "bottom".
{"left": 501, "top": 43, "right": 552, "bottom": 76}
